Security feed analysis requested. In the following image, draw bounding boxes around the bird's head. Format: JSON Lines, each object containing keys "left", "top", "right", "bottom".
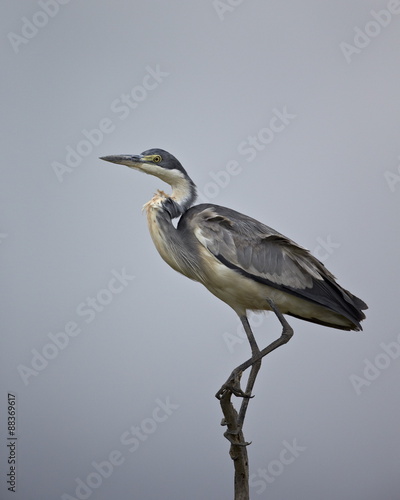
{"left": 100, "top": 148, "right": 197, "bottom": 216}
{"left": 100, "top": 148, "right": 190, "bottom": 187}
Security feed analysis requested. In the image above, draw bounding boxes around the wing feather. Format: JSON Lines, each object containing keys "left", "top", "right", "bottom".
{"left": 193, "top": 207, "right": 324, "bottom": 290}
{"left": 179, "top": 204, "right": 367, "bottom": 326}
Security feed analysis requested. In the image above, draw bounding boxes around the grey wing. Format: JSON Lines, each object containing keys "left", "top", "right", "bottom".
{"left": 183, "top": 204, "right": 367, "bottom": 326}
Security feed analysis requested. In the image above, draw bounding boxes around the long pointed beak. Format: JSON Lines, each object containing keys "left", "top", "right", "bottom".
{"left": 99, "top": 155, "right": 144, "bottom": 168}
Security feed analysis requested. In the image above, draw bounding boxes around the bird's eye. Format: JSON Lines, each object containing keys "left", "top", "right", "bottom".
{"left": 153, "top": 155, "right": 162, "bottom": 163}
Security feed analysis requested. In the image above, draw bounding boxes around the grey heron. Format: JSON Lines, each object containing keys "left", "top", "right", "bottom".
{"left": 100, "top": 148, "right": 367, "bottom": 397}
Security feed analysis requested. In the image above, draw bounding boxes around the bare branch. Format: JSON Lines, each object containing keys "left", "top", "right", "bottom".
{"left": 219, "top": 389, "right": 250, "bottom": 500}
{"left": 217, "top": 299, "right": 295, "bottom": 499}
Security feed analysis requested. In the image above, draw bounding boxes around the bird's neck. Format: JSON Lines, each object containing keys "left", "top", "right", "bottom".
{"left": 143, "top": 175, "right": 197, "bottom": 219}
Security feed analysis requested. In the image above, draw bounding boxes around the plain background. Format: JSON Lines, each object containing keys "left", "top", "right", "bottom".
{"left": 1, "top": 1, "right": 400, "bottom": 499}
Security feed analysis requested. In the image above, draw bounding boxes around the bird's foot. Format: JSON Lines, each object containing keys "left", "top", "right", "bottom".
{"left": 215, "top": 369, "right": 253, "bottom": 400}
{"left": 223, "top": 429, "right": 252, "bottom": 446}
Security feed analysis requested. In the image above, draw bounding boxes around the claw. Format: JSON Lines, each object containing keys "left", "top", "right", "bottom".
{"left": 223, "top": 430, "right": 252, "bottom": 446}
{"left": 215, "top": 370, "right": 254, "bottom": 399}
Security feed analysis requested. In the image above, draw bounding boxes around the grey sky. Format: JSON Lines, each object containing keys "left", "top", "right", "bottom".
{"left": 1, "top": 1, "right": 400, "bottom": 499}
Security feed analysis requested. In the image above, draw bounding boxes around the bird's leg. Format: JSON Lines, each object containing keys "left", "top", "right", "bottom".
{"left": 241, "top": 315, "right": 260, "bottom": 357}
{"left": 216, "top": 299, "right": 294, "bottom": 401}
{"left": 220, "top": 316, "right": 262, "bottom": 441}
{"left": 237, "top": 316, "right": 262, "bottom": 428}
{"left": 217, "top": 315, "right": 261, "bottom": 399}
{"left": 236, "top": 316, "right": 265, "bottom": 426}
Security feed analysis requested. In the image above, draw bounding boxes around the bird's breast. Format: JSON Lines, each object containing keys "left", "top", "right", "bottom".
{"left": 144, "top": 203, "right": 201, "bottom": 281}
{"left": 145, "top": 206, "right": 177, "bottom": 267}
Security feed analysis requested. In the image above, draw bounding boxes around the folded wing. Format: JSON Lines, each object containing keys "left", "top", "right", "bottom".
{"left": 182, "top": 204, "right": 367, "bottom": 329}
